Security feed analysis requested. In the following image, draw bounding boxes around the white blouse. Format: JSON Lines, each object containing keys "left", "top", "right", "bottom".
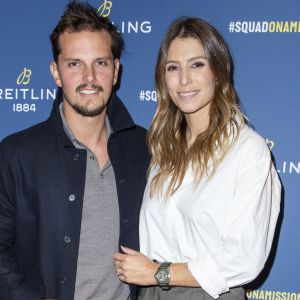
{"left": 139, "top": 125, "right": 281, "bottom": 299}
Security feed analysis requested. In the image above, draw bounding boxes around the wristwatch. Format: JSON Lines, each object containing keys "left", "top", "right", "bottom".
{"left": 154, "top": 262, "right": 171, "bottom": 290}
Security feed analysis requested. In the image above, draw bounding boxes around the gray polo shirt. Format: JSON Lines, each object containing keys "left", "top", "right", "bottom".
{"left": 59, "top": 104, "right": 130, "bottom": 300}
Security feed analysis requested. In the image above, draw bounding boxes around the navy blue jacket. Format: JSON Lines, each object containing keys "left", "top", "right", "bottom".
{"left": 0, "top": 92, "right": 149, "bottom": 299}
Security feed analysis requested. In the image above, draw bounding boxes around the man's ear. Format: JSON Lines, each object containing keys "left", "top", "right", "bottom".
{"left": 113, "top": 58, "right": 120, "bottom": 86}
{"left": 50, "top": 61, "right": 62, "bottom": 87}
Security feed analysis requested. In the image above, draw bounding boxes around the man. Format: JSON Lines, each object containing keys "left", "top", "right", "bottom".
{"left": 0, "top": 2, "right": 149, "bottom": 299}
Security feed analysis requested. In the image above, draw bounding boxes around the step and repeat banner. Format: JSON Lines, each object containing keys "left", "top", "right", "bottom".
{"left": 0, "top": 0, "right": 299, "bottom": 299}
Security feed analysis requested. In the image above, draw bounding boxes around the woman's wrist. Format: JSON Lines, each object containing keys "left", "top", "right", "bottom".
{"left": 149, "top": 261, "right": 160, "bottom": 285}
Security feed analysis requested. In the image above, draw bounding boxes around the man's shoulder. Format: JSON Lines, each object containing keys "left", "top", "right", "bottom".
{"left": 132, "top": 124, "right": 147, "bottom": 135}
{"left": 121, "top": 123, "right": 147, "bottom": 143}
{"left": 1, "top": 119, "right": 51, "bottom": 151}
{"left": 112, "top": 123, "right": 149, "bottom": 162}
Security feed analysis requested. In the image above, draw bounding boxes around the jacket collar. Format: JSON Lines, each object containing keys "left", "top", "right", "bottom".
{"left": 106, "top": 92, "right": 135, "bottom": 133}
{"left": 49, "top": 88, "right": 136, "bottom": 146}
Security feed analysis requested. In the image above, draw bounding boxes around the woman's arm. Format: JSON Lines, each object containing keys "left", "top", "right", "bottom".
{"left": 113, "top": 246, "right": 200, "bottom": 287}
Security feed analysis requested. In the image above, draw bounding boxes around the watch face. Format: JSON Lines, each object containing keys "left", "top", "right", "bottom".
{"left": 155, "top": 269, "right": 169, "bottom": 284}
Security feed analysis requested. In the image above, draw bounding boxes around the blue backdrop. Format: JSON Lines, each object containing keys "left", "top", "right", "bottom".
{"left": 0, "top": 1, "right": 299, "bottom": 299}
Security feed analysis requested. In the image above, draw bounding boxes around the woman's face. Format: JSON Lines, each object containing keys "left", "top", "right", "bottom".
{"left": 164, "top": 37, "right": 216, "bottom": 121}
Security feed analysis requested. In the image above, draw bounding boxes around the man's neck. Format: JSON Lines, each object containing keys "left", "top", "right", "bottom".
{"left": 64, "top": 107, "right": 108, "bottom": 151}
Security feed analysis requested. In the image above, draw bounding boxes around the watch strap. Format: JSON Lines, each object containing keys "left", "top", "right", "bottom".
{"left": 159, "top": 262, "right": 171, "bottom": 270}
{"left": 154, "top": 261, "right": 171, "bottom": 290}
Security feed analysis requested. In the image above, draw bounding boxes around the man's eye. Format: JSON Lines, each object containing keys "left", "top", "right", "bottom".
{"left": 68, "top": 61, "right": 79, "bottom": 67}
{"left": 96, "top": 60, "right": 108, "bottom": 66}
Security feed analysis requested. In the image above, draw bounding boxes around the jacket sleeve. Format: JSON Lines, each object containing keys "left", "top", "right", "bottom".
{"left": 0, "top": 142, "right": 41, "bottom": 299}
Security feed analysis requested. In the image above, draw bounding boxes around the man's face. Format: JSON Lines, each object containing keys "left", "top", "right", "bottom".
{"left": 50, "top": 30, "right": 119, "bottom": 117}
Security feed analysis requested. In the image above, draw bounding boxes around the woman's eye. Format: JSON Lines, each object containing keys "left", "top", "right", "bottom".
{"left": 166, "top": 65, "right": 178, "bottom": 71}
{"left": 192, "top": 61, "right": 205, "bottom": 68}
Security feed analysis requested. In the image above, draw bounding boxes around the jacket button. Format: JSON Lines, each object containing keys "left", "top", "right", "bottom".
{"left": 64, "top": 236, "right": 71, "bottom": 243}
{"left": 60, "top": 276, "right": 68, "bottom": 286}
{"left": 73, "top": 153, "right": 79, "bottom": 160}
{"left": 119, "top": 179, "right": 125, "bottom": 184}
{"left": 68, "top": 194, "right": 76, "bottom": 202}
{"left": 122, "top": 218, "right": 129, "bottom": 224}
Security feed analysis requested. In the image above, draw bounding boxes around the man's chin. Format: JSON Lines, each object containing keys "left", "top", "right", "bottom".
{"left": 72, "top": 104, "right": 106, "bottom": 117}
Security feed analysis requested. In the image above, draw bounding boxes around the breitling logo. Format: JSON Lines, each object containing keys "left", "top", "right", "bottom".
{"left": 16, "top": 67, "right": 32, "bottom": 85}
{"left": 97, "top": 0, "right": 112, "bottom": 17}
{"left": 0, "top": 67, "right": 56, "bottom": 101}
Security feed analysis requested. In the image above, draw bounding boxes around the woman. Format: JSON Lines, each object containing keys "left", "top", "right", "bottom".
{"left": 114, "top": 17, "right": 281, "bottom": 300}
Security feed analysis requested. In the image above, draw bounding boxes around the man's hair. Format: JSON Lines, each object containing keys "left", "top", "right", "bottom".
{"left": 50, "top": 1, "right": 124, "bottom": 62}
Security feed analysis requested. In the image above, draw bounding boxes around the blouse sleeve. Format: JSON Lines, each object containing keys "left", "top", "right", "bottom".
{"left": 187, "top": 137, "right": 281, "bottom": 298}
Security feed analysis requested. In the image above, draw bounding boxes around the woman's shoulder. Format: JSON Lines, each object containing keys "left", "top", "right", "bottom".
{"left": 234, "top": 124, "right": 270, "bottom": 159}
{"left": 239, "top": 124, "right": 266, "bottom": 145}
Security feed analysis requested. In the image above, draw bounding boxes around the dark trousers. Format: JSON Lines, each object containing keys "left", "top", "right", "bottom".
{"left": 139, "top": 286, "right": 245, "bottom": 300}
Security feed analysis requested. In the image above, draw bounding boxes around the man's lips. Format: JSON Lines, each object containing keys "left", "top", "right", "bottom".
{"left": 76, "top": 84, "right": 104, "bottom": 94}
{"left": 79, "top": 89, "right": 99, "bottom": 95}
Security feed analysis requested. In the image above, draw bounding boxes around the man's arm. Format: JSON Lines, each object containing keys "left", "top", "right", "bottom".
{"left": 0, "top": 142, "right": 41, "bottom": 300}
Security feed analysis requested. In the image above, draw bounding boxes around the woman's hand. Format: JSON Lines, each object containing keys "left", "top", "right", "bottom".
{"left": 113, "top": 246, "right": 159, "bottom": 285}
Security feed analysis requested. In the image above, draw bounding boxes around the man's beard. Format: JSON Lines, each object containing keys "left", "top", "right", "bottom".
{"left": 71, "top": 102, "right": 106, "bottom": 117}
{"left": 65, "top": 84, "right": 107, "bottom": 117}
